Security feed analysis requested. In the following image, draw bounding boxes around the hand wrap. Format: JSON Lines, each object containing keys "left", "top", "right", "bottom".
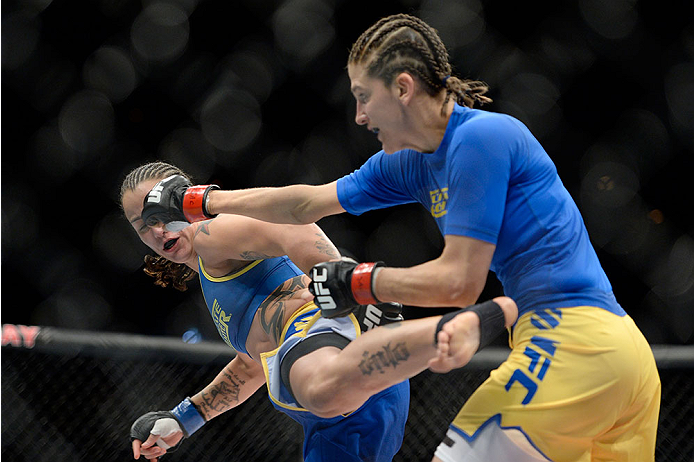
{"left": 130, "top": 411, "right": 184, "bottom": 453}
{"left": 130, "top": 397, "right": 205, "bottom": 454}
{"left": 169, "top": 397, "right": 206, "bottom": 437}
{"left": 434, "top": 300, "right": 506, "bottom": 351}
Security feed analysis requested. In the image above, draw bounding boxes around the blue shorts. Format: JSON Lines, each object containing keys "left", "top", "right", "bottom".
{"left": 261, "top": 302, "right": 410, "bottom": 462}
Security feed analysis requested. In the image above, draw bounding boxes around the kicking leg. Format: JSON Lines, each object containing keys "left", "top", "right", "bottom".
{"left": 429, "top": 297, "right": 518, "bottom": 373}
{"left": 289, "top": 316, "right": 440, "bottom": 417}
{"left": 289, "top": 297, "right": 516, "bottom": 417}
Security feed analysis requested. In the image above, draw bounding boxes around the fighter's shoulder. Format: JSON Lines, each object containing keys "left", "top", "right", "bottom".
{"left": 456, "top": 110, "right": 519, "bottom": 136}
{"left": 191, "top": 215, "right": 262, "bottom": 249}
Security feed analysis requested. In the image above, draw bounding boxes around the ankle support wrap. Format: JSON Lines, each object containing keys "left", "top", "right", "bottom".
{"left": 434, "top": 300, "right": 506, "bottom": 352}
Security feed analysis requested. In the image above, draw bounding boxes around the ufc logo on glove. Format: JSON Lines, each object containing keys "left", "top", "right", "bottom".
{"left": 361, "top": 305, "right": 384, "bottom": 331}
{"left": 311, "top": 267, "right": 337, "bottom": 310}
{"left": 146, "top": 175, "right": 178, "bottom": 203}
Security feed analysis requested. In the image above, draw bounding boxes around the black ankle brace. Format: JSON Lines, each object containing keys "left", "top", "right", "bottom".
{"left": 434, "top": 300, "right": 506, "bottom": 352}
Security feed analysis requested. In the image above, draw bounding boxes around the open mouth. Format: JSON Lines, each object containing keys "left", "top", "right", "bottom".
{"left": 163, "top": 238, "right": 179, "bottom": 251}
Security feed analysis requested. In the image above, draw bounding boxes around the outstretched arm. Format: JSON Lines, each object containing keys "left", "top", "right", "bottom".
{"left": 206, "top": 182, "right": 345, "bottom": 225}
{"left": 310, "top": 234, "right": 494, "bottom": 312}
{"left": 192, "top": 214, "right": 340, "bottom": 275}
{"left": 372, "top": 235, "right": 495, "bottom": 308}
{"left": 132, "top": 353, "right": 265, "bottom": 461}
{"left": 190, "top": 352, "right": 266, "bottom": 421}
{"left": 142, "top": 174, "right": 344, "bottom": 227}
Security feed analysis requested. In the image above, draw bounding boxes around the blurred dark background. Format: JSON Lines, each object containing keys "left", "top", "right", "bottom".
{"left": 2, "top": 0, "right": 693, "bottom": 345}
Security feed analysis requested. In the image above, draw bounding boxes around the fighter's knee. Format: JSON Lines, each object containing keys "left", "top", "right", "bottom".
{"left": 492, "top": 296, "right": 518, "bottom": 327}
{"left": 294, "top": 376, "right": 345, "bottom": 418}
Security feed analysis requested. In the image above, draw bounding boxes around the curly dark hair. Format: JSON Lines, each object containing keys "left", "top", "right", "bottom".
{"left": 142, "top": 254, "right": 196, "bottom": 291}
{"left": 120, "top": 161, "right": 196, "bottom": 291}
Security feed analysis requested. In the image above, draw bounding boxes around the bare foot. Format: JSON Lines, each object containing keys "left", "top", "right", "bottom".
{"left": 427, "top": 311, "right": 480, "bottom": 373}
{"left": 427, "top": 297, "right": 518, "bottom": 373}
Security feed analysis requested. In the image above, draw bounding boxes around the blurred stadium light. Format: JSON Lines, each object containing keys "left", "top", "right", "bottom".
{"left": 1, "top": 0, "right": 692, "bottom": 344}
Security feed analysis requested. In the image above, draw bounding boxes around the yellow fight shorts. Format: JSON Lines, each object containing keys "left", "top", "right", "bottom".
{"left": 436, "top": 306, "right": 661, "bottom": 462}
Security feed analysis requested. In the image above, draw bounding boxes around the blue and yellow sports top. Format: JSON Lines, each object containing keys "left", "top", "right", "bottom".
{"left": 198, "top": 255, "right": 304, "bottom": 356}
{"left": 336, "top": 104, "right": 626, "bottom": 319}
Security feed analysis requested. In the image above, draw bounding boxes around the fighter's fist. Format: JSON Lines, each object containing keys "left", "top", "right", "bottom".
{"left": 131, "top": 411, "right": 184, "bottom": 459}
{"left": 309, "top": 257, "right": 385, "bottom": 317}
{"left": 141, "top": 175, "right": 219, "bottom": 229}
{"left": 130, "top": 397, "right": 206, "bottom": 460}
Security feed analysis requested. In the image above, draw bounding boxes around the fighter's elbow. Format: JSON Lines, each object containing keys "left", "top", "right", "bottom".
{"left": 438, "top": 277, "right": 483, "bottom": 308}
{"left": 288, "top": 207, "right": 315, "bottom": 225}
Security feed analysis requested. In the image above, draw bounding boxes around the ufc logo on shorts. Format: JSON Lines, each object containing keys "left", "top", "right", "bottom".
{"left": 362, "top": 305, "right": 383, "bottom": 331}
{"left": 311, "top": 267, "right": 336, "bottom": 310}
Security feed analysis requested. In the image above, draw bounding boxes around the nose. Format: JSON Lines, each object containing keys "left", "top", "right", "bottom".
{"left": 355, "top": 103, "right": 368, "bottom": 126}
{"left": 149, "top": 221, "right": 167, "bottom": 235}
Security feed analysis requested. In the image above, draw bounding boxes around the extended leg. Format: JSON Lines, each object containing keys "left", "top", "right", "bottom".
{"left": 289, "top": 296, "right": 517, "bottom": 417}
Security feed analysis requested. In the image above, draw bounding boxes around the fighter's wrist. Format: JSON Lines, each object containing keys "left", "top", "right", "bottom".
{"left": 182, "top": 185, "right": 219, "bottom": 222}
{"left": 170, "top": 397, "right": 206, "bottom": 437}
{"left": 371, "top": 266, "right": 383, "bottom": 301}
{"left": 204, "top": 189, "right": 218, "bottom": 216}
{"left": 351, "top": 262, "right": 384, "bottom": 305}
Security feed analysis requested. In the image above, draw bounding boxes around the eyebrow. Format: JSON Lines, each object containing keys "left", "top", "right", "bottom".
{"left": 350, "top": 85, "right": 364, "bottom": 94}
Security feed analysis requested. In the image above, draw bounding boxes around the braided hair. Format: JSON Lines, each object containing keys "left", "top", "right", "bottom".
{"left": 120, "top": 161, "right": 197, "bottom": 291}
{"left": 348, "top": 14, "right": 492, "bottom": 113}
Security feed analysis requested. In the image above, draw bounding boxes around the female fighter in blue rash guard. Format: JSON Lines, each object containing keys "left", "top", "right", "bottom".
{"left": 143, "top": 14, "right": 661, "bottom": 462}
{"left": 122, "top": 162, "right": 517, "bottom": 462}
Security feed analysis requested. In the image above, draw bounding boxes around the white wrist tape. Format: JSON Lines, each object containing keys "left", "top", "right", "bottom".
{"left": 150, "top": 417, "right": 182, "bottom": 438}
{"left": 151, "top": 418, "right": 182, "bottom": 449}
{"left": 156, "top": 440, "right": 171, "bottom": 450}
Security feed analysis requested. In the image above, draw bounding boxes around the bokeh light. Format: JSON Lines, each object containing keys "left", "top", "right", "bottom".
{"left": 2, "top": 0, "right": 692, "bottom": 344}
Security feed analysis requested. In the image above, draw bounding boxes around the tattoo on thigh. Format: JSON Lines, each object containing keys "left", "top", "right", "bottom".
{"left": 358, "top": 342, "right": 411, "bottom": 375}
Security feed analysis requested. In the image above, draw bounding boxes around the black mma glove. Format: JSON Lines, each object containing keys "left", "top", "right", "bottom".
{"left": 130, "top": 411, "right": 184, "bottom": 454}
{"left": 141, "top": 175, "right": 219, "bottom": 229}
{"left": 354, "top": 302, "right": 404, "bottom": 333}
{"left": 130, "top": 398, "right": 206, "bottom": 455}
{"left": 309, "top": 257, "right": 385, "bottom": 318}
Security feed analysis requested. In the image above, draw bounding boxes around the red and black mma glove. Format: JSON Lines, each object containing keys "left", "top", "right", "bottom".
{"left": 141, "top": 175, "right": 219, "bottom": 228}
{"left": 308, "top": 257, "right": 385, "bottom": 318}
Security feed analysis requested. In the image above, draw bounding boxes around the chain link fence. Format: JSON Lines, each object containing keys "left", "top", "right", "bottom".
{"left": 2, "top": 325, "right": 693, "bottom": 461}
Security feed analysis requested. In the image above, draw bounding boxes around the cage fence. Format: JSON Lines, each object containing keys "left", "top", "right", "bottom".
{"left": 2, "top": 325, "right": 693, "bottom": 462}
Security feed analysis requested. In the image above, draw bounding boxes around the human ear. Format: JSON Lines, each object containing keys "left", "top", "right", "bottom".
{"left": 394, "top": 72, "right": 415, "bottom": 104}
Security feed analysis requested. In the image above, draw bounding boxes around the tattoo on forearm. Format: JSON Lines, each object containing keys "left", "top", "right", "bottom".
{"left": 314, "top": 233, "right": 340, "bottom": 258}
{"left": 198, "top": 369, "right": 246, "bottom": 417}
{"left": 258, "top": 276, "right": 308, "bottom": 343}
{"left": 358, "top": 342, "right": 411, "bottom": 375}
